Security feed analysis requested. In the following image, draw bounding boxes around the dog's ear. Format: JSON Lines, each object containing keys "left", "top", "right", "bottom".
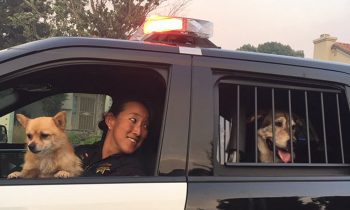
{"left": 16, "top": 114, "right": 30, "bottom": 128}
{"left": 247, "top": 113, "right": 265, "bottom": 127}
{"left": 247, "top": 114, "right": 263, "bottom": 124}
{"left": 293, "top": 114, "right": 304, "bottom": 127}
{"left": 53, "top": 111, "right": 66, "bottom": 130}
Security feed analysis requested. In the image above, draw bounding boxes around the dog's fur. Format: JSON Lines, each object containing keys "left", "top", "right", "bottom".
{"left": 7, "top": 112, "right": 83, "bottom": 178}
{"left": 251, "top": 111, "right": 301, "bottom": 163}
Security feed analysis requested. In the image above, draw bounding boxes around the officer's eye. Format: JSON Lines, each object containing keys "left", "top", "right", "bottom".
{"left": 129, "top": 117, "right": 137, "bottom": 123}
{"left": 27, "top": 134, "right": 33, "bottom": 140}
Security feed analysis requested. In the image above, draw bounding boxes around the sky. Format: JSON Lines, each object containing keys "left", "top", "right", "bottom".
{"left": 155, "top": 0, "right": 350, "bottom": 58}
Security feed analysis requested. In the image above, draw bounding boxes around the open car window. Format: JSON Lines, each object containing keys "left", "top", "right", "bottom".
{"left": 0, "top": 93, "right": 110, "bottom": 144}
{"left": 0, "top": 62, "right": 167, "bottom": 178}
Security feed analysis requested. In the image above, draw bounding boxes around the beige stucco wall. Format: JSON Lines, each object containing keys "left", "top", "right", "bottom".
{"left": 313, "top": 34, "right": 337, "bottom": 60}
{"left": 313, "top": 34, "right": 350, "bottom": 64}
{"left": 330, "top": 49, "right": 350, "bottom": 64}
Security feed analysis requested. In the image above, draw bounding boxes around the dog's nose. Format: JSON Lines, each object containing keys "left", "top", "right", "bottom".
{"left": 28, "top": 143, "right": 39, "bottom": 153}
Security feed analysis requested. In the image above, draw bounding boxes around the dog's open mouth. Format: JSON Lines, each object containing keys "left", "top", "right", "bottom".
{"left": 266, "top": 138, "right": 292, "bottom": 163}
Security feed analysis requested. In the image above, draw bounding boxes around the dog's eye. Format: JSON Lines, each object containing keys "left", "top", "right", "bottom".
{"left": 27, "top": 134, "right": 32, "bottom": 140}
{"left": 41, "top": 133, "right": 50, "bottom": 139}
{"left": 275, "top": 121, "right": 283, "bottom": 127}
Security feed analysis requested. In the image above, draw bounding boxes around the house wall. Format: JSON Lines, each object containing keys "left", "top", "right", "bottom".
{"left": 313, "top": 34, "right": 350, "bottom": 64}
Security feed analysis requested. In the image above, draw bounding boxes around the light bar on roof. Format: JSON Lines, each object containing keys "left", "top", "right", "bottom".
{"left": 130, "top": 16, "right": 213, "bottom": 41}
{"left": 144, "top": 16, "right": 184, "bottom": 34}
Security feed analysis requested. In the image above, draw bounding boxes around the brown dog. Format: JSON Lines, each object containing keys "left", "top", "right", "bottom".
{"left": 7, "top": 111, "right": 82, "bottom": 178}
{"left": 252, "top": 111, "right": 299, "bottom": 163}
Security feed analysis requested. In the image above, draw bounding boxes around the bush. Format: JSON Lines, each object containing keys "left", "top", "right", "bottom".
{"left": 67, "top": 130, "right": 101, "bottom": 145}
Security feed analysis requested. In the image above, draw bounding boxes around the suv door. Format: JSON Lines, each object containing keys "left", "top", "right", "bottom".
{"left": 0, "top": 40, "right": 191, "bottom": 210}
{"left": 187, "top": 54, "right": 350, "bottom": 209}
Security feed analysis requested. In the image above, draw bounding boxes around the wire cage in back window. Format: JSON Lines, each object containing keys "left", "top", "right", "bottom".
{"left": 218, "top": 80, "right": 350, "bottom": 167}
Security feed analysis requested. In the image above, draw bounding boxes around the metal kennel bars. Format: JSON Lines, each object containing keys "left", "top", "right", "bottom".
{"left": 219, "top": 80, "right": 350, "bottom": 167}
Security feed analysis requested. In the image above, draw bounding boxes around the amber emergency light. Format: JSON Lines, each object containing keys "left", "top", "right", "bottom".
{"left": 143, "top": 16, "right": 184, "bottom": 34}
{"left": 130, "top": 16, "right": 218, "bottom": 48}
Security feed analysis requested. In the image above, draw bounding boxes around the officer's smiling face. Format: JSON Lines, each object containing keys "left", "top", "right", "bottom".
{"left": 107, "top": 101, "right": 149, "bottom": 154}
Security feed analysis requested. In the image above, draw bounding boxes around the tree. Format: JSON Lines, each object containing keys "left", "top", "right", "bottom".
{"left": 52, "top": 0, "right": 162, "bottom": 39}
{"left": 0, "top": 0, "right": 52, "bottom": 49}
{"left": 237, "top": 41, "right": 304, "bottom": 57}
{"left": 151, "top": 0, "right": 191, "bottom": 16}
{"left": 237, "top": 44, "right": 257, "bottom": 52}
{"left": 0, "top": 0, "right": 192, "bottom": 49}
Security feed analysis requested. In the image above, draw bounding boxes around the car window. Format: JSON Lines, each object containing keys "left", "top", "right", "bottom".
{"left": 0, "top": 93, "right": 108, "bottom": 177}
{"left": 1, "top": 93, "right": 108, "bottom": 144}
{"left": 215, "top": 74, "right": 350, "bottom": 176}
{"left": 0, "top": 62, "right": 167, "bottom": 178}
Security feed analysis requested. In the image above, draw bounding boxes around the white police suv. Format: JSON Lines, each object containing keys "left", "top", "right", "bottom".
{"left": 1, "top": 16, "right": 350, "bottom": 209}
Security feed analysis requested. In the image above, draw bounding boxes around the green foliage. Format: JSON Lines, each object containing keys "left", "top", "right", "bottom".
{"left": 237, "top": 41, "right": 304, "bottom": 58}
{"left": 68, "top": 130, "right": 101, "bottom": 145}
{"left": 52, "top": 0, "right": 161, "bottom": 39}
{"left": 237, "top": 44, "right": 257, "bottom": 52}
{"left": 0, "top": 0, "right": 52, "bottom": 49}
{"left": 0, "top": 0, "right": 173, "bottom": 49}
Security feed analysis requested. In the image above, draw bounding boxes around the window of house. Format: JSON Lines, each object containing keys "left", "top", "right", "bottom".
{"left": 217, "top": 77, "right": 350, "bottom": 174}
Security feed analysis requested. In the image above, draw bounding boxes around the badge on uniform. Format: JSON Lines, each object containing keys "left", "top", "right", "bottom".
{"left": 96, "top": 163, "right": 112, "bottom": 175}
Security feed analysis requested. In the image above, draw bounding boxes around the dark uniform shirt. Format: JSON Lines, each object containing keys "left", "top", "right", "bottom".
{"left": 75, "top": 140, "right": 146, "bottom": 176}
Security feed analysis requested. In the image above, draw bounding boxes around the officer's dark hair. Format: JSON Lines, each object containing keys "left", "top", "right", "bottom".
{"left": 98, "top": 97, "right": 152, "bottom": 140}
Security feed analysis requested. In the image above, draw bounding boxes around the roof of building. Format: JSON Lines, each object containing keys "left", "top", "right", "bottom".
{"left": 332, "top": 42, "right": 350, "bottom": 55}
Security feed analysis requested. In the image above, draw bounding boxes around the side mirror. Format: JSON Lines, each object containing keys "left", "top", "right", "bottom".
{"left": 0, "top": 125, "right": 8, "bottom": 143}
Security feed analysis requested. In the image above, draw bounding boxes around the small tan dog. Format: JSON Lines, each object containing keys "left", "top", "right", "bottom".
{"left": 8, "top": 111, "right": 83, "bottom": 178}
{"left": 252, "top": 111, "right": 299, "bottom": 163}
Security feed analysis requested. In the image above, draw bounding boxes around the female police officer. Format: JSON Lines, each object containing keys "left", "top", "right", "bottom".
{"left": 75, "top": 98, "right": 150, "bottom": 176}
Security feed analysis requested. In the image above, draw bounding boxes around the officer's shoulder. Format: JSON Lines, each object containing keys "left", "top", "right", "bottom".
{"left": 75, "top": 143, "right": 99, "bottom": 155}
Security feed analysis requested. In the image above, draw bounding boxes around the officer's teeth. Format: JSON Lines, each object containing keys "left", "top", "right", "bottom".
{"left": 128, "top": 138, "right": 136, "bottom": 143}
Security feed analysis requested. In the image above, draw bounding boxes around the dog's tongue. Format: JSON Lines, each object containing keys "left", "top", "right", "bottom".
{"left": 278, "top": 149, "right": 291, "bottom": 163}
